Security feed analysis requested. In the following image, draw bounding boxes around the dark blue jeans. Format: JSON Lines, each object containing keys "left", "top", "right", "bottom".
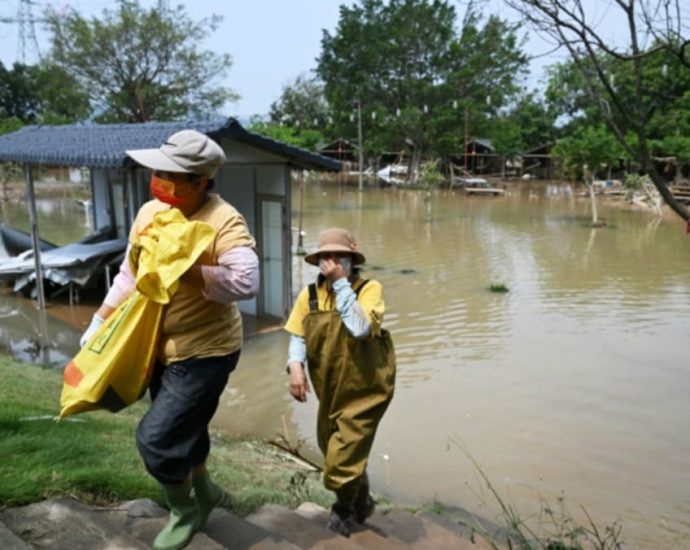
{"left": 135, "top": 352, "right": 239, "bottom": 484}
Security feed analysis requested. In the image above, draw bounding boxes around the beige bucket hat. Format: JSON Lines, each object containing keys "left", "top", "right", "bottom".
{"left": 304, "top": 227, "right": 366, "bottom": 266}
{"left": 126, "top": 129, "right": 226, "bottom": 179}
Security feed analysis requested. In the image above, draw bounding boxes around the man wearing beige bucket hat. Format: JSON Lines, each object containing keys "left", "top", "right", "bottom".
{"left": 81, "top": 129, "right": 259, "bottom": 550}
{"left": 284, "top": 227, "right": 396, "bottom": 537}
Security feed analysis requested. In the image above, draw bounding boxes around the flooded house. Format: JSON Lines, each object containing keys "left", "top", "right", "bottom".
{"left": 316, "top": 138, "right": 359, "bottom": 166}
{"left": 0, "top": 117, "right": 341, "bottom": 323}
{"left": 459, "top": 138, "right": 502, "bottom": 175}
{"left": 520, "top": 143, "right": 556, "bottom": 179}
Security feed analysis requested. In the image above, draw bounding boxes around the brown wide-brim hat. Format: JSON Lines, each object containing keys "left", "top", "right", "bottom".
{"left": 304, "top": 227, "right": 366, "bottom": 266}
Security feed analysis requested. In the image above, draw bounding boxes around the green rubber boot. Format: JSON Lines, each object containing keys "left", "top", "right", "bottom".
{"left": 154, "top": 480, "right": 200, "bottom": 550}
{"left": 192, "top": 469, "right": 227, "bottom": 529}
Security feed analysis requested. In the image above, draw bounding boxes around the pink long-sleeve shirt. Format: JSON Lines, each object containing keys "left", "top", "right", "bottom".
{"left": 103, "top": 245, "right": 259, "bottom": 310}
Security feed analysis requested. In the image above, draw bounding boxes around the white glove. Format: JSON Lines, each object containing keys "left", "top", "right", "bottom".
{"left": 80, "top": 314, "right": 105, "bottom": 347}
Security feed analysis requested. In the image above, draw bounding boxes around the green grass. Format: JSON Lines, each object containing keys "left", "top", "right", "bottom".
{"left": 0, "top": 355, "right": 331, "bottom": 516}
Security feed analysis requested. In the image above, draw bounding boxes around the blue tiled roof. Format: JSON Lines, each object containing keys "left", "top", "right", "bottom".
{"left": 0, "top": 117, "right": 341, "bottom": 172}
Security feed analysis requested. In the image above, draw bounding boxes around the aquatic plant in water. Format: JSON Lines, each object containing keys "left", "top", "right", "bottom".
{"left": 448, "top": 438, "right": 623, "bottom": 550}
{"left": 488, "top": 283, "right": 509, "bottom": 293}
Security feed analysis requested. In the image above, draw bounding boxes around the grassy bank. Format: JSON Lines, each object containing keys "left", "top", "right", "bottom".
{"left": 0, "top": 355, "right": 331, "bottom": 516}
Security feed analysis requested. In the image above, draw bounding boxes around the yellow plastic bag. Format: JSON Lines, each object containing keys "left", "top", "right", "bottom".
{"left": 60, "top": 209, "right": 216, "bottom": 418}
{"left": 61, "top": 291, "right": 163, "bottom": 417}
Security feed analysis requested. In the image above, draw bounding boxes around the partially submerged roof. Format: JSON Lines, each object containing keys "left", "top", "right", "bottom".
{"left": 522, "top": 143, "right": 553, "bottom": 155}
{"left": 317, "top": 137, "right": 358, "bottom": 152}
{"left": 0, "top": 117, "right": 341, "bottom": 172}
{"left": 467, "top": 137, "right": 494, "bottom": 151}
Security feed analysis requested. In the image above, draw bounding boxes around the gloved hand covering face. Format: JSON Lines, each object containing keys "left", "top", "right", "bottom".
{"left": 319, "top": 255, "right": 351, "bottom": 278}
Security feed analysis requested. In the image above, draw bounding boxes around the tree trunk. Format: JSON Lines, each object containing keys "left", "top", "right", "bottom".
{"left": 409, "top": 148, "right": 423, "bottom": 185}
{"left": 587, "top": 177, "right": 599, "bottom": 226}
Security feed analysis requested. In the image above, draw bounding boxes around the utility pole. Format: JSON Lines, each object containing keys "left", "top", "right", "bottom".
{"left": 357, "top": 98, "right": 364, "bottom": 191}
{"left": 463, "top": 105, "right": 469, "bottom": 173}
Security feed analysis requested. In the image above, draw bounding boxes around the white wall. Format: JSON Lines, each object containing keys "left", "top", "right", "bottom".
{"left": 256, "top": 165, "right": 287, "bottom": 196}
{"left": 223, "top": 139, "right": 286, "bottom": 164}
{"left": 91, "top": 169, "right": 111, "bottom": 231}
{"left": 216, "top": 165, "right": 257, "bottom": 316}
{"left": 217, "top": 166, "right": 255, "bottom": 234}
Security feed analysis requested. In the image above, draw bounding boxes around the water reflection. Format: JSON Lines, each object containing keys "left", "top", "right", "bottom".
{"left": 1, "top": 194, "right": 92, "bottom": 247}
{"left": 0, "top": 289, "right": 79, "bottom": 366}
{"left": 276, "top": 182, "right": 690, "bottom": 549}
{"left": 1, "top": 183, "right": 689, "bottom": 548}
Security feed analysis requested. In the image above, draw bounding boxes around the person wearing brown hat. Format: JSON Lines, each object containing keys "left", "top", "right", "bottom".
{"left": 81, "top": 129, "right": 259, "bottom": 550}
{"left": 284, "top": 227, "right": 396, "bottom": 537}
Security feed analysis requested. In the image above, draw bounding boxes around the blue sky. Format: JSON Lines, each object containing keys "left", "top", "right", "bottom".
{"left": 0, "top": 0, "right": 624, "bottom": 118}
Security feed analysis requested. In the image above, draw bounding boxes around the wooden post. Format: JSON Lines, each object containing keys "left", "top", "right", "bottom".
{"left": 357, "top": 98, "right": 363, "bottom": 192}
{"left": 297, "top": 170, "right": 305, "bottom": 254}
{"left": 463, "top": 106, "right": 469, "bottom": 173}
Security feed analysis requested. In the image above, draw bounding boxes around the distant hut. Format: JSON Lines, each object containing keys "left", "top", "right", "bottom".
{"left": 521, "top": 143, "right": 556, "bottom": 179}
{"left": 653, "top": 155, "right": 690, "bottom": 183}
{"left": 317, "top": 138, "right": 358, "bottom": 171}
{"left": 459, "top": 138, "right": 501, "bottom": 175}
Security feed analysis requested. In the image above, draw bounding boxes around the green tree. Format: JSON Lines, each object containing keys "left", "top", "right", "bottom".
{"left": 269, "top": 74, "right": 330, "bottom": 130}
{"left": 317, "top": 0, "right": 527, "bottom": 179}
{"left": 489, "top": 117, "right": 523, "bottom": 179}
{"left": 0, "top": 62, "right": 39, "bottom": 122}
{"left": 486, "top": 92, "right": 557, "bottom": 178}
{"left": 553, "top": 126, "right": 626, "bottom": 181}
{"left": 553, "top": 125, "right": 626, "bottom": 225}
{"left": 0, "top": 61, "right": 90, "bottom": 125}
{"left": 47, "top": 0, "right": 238, "bottom": 122}
{"left": 0, "top": 118, "right": 24, "bottom": 136}
{"left": 265, "top": 73, "right": 330, "bottom": 150}
{"left": 248, "top": 117, "right": 325, "bottom": 152}
{"left": 507, "top": 0, "right": 690, "bottom": 221}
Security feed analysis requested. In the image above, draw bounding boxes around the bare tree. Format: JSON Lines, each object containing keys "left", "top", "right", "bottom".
{"left": 506, "top": 0, "right": 689, "bottom": 222}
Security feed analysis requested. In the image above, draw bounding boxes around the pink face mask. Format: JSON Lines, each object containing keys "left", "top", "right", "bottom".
{"left": 150, "top": 175, "right": 196, "bottom": 208}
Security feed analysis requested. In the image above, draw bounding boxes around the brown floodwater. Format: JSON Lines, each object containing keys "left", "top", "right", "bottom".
{"left": 1, "top": 180, "right": 689, "bottom": 548}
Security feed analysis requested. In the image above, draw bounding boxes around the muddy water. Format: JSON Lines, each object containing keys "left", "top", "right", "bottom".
{"left": 1, "top": 182, "right": 689, "bottom": 548}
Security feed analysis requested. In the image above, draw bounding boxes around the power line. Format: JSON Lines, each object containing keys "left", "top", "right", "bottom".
{"left": 0, "top": 0, "right": 46, "bottom": 63}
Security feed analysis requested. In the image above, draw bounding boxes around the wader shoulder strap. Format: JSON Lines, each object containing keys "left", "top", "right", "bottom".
{"left": 308, "top": 283, "right": 318, "bottom": 312}
{"left": 354, "top": 279, "right": 369, "bottom": 297}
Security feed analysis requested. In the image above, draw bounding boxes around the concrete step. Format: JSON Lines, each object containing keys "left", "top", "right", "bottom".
{"left": 415, "top": 512, "right": 498, "bottom": 550}
{"left": 417, "top": 509, "right": 504, "bottom": 549}
{"left": 367, "top": 509, "right": 487, "bottom": 549}
{"left": 126, "top": 516, "right": 226, "bottom": 549}
{"left": 246, "top": 503, "right": 366, "bottom": 549}
{"left": 111, "top": 498, "right": 225, "bottom": 549}
{"left": 201, "top": 507, "right": 300, "bottom": 550}
{"left": 295, "top": 502, "right": 411, "bottom": 549}
{"left": 0, "top": 498, "right": 150, "bottom": 549}
{"left": 0, "top": 517, "right": 31, "bottom": 550}
{"left": 0, "top": 497, "right": 502, "bottom": 550}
